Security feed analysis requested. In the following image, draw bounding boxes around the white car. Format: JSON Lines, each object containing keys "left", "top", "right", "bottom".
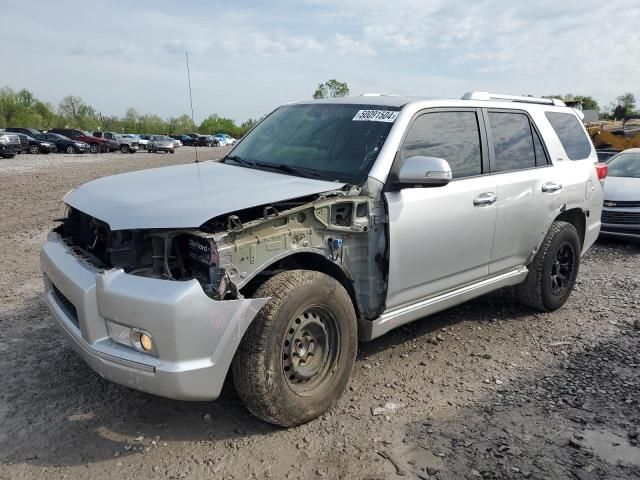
{"left": 213, "top": 134, "right": 236, "bottom": 146}
{"left": 126, "top": 134, "right": 149, "bottom": 150}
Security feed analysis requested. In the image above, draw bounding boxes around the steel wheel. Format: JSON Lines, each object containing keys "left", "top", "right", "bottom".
{"left": 282, "top": 306, "right": 341, "bottom": 397}
{"left": 549, "top": 241, "right": 576, "bottom": 296}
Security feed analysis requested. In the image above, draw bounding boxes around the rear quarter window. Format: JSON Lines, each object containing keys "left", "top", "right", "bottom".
{"left": 545, "top": 112, "right": 592, "bottom": 160}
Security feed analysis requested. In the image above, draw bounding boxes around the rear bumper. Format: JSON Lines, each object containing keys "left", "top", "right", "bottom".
{"left": 41, "top": 232, "right": 268, "bottom": 400}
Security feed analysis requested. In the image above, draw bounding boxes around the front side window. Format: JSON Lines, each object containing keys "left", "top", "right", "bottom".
{"left": 228, "top": 103, "right": 400, "bottom": 184}
{"left": 400, "top": 111, "right": 482, "bottom": 179}
{"left": 488, "top": 112, "right": 536, "bottom": 172}
{"left": 545, "top": 111, "right": 592, "bottom": 160}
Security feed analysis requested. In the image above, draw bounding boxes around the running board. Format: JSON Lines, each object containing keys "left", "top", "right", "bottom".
{"left": 359, "top": 267, "right": 528, "bottom": 341}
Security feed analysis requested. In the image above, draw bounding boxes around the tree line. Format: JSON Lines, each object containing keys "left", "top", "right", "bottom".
{"left": 0, "top": 86, "right": 259, "bottom": 137}
{"left": 2, "top": 82, "right": 638, "bottom": 137}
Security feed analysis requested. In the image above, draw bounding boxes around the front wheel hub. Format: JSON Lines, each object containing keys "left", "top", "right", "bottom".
{"left": 282, "top": 308, "right": 340, "bottom": 395}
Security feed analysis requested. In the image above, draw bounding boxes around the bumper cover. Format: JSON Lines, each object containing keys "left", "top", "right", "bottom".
{"left": 41, "top": 232, "right": 268, "bottom": 400}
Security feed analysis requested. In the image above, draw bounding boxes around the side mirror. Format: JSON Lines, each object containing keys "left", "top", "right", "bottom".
{"left": 398, "top": 156, "right": 452, "bottom": 187}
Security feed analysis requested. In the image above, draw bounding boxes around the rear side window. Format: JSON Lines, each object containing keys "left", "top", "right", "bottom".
{"left": 532, "top": 128, "right": 549, "bottom": 166}
{"left": 401, "top": 111, "right": 482, "bottom": 178}
{"left": 545, "top": 112, "right": 592, "bottom": 160}
{"left": 487, "top": 112, "right": 536, "bottom": 172}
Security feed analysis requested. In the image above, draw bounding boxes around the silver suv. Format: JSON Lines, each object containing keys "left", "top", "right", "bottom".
{"left": 41, "top": 92, "right": 603, "bottom": 427}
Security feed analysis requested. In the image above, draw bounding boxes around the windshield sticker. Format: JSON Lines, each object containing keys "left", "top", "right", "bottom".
{"left": 352, "top": 110, "right": 399, "bottom": 122}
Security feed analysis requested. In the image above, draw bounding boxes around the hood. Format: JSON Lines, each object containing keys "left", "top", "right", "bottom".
{"left": 64, "top": 161, "right": 346, "bottom": 230}
{"left": 603, "top": 176, "right": 640, "bottom": 202}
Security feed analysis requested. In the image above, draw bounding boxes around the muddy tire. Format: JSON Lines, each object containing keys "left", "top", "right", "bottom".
{"left": 232, "top": 270, "right": 357, "bottom": 427}
{"left": 517, "top": 221, "right": 580, "bottom": 312}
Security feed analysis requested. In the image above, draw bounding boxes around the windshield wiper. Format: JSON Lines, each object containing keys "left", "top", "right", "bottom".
{"left": 223, "top": 154, "right": 255, "bottom": 167}
{"left": 254, "top": 162, "right": 321, "bottom": 178}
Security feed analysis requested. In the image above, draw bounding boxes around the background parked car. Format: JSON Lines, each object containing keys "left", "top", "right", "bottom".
{"left": 15, "top": 133, "right": 56, "bottom": 154}
{"left": 93, "top": 131, "right": 139, "bottom": 153}
{"left": 5, "top": 127, "right": 43, "bottom": 137}
{"left": 213, "top": 133, "right": 236, "bottom": 146}
{"left": 48, "top": 128, "right": 109, "bottom": 153}
{"left": 13, "top": 133, "right": 30, "bottom": 153}
{"left": 35, "top": 133, "right": 90, "bottom": 154}
{"left": 600, "top": 148, "right": 640, "bottom": 241}
{"left": 134, "top": 134, "right": 150, "bottom": 150}
{"left": 148, "top": 135, "right": 175, "bottom": 153}
{"left": 0, "top": 131, "right": 21, "bottom": 158}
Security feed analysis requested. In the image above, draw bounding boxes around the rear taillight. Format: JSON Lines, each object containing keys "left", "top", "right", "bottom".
{"left": 595, "top": 163, "right": 608, "bottom": 181}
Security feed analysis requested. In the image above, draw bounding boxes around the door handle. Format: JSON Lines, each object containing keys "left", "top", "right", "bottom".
{"left": 542, "top": 182, "right": 563, "bottom": 193}
{"left": 473, "top": 192, "right": 498, "bottom": 206}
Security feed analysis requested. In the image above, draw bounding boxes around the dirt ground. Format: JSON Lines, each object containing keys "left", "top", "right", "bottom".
{"left": 0, "top": 147, "right": 639, "bottom": 480}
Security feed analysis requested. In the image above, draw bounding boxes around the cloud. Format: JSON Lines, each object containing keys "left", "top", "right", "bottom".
{"left": 1, "top": 0, "right": 639, "bottom": 120}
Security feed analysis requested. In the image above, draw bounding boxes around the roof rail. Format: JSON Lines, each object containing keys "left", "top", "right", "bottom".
{"left": 462, "top": 91, "right": 566, "bottom": 107}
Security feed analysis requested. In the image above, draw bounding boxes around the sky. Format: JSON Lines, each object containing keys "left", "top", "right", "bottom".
{"left": 1, "top": 0, "right": 638, "bottom": 123}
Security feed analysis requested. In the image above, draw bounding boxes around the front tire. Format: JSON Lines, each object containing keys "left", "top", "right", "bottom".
{"left": 29, "top": 145, "right": 40, "bottom": 154}
{"left": 66, "top": 145, "right": 75, "bottom": 154}
{"left": 120, "top": 144, "right": 130, "bottom": 153}
{"left": 232, "top": 270, "right": 357, "bottom": 427}
{"left": 517, "top": 221, "right": 580, "bottom": 312}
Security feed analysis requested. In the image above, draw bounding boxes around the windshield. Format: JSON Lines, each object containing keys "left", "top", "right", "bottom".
{"left": 81, "top": 130, "right": 94, "bottom": 137}
{"left": 227, "top": 103, "right": 400, "bottom": 183}
{"left": 608, "top": 152, "right": 640, "bottom": 178}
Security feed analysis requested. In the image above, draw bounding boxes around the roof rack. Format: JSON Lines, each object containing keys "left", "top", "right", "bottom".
{"left": 462, "top": 91, "right": 566, "bottom": 107}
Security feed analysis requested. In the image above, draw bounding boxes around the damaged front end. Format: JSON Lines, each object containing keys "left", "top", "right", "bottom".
{"left": 56, "top": 183, "right": 388, "bottom": 320}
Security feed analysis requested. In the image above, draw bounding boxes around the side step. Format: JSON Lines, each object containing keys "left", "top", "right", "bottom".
{"left": 358, "top": 267, "right": 528, "bottom": 341}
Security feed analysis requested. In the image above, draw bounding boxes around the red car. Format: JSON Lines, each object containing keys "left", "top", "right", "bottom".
{"left": 48, "top": 128, "right": 112, "bottom": 153}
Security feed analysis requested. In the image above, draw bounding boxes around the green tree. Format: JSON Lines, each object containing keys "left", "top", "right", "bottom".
{"left": 612, "top": 92, "right": 637, "bottom": 120}
{"left": 313, "top": 79, "right": 350, "bottom": 99}
{"left": 240, "top": 118, "right": 259, "bottom": 135}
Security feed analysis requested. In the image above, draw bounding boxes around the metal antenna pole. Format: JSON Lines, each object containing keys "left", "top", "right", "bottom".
{"left": 186, "top": 51, "right": 198, "bottom": 162}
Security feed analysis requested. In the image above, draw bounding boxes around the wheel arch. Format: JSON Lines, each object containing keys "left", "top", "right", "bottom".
{"left": 554, "top": 207, "right": 586, "bottom": 249}
{"left": 239, "top": 251, "right": 360, "bottom": 319}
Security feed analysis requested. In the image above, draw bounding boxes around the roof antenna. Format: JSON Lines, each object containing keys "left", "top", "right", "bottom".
{"left": 185, "top": 51, "right": 199, "bottom": 163}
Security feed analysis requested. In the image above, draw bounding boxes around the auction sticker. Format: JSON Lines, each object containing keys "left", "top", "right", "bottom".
{"left": 352, "top": 110, "right": 399, "bottom": 122}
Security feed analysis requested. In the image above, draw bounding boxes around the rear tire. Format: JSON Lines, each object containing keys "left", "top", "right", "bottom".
{"left": 66, "top": 145, "right": 75, "bottom": 154}
{"left": 89, "top": 144, "right": 99, "bottom": 154}
{"left": 232, "top": 270, "right": 357, "bottom": 427}
{"left": 29, "top": 145, "right": 40, "bottom": 154}
{"left": 517, "top": 221, "right": 580, "bottom": 312}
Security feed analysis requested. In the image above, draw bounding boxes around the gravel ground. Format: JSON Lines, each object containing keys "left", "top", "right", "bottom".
{"left": 0, "top": 148, "right": 639, "bottom": 480}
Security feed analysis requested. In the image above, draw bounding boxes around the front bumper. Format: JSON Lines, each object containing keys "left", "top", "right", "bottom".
{"left": 600, "top": 207, "right": 640, "bottom": 241}
{"left": 0, "top": 144, "right": 20, "bottom": 155}
{"left": 41, "top": 232, "right": 268, "bottom": 400}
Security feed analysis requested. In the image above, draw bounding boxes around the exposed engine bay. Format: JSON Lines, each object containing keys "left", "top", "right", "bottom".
{"left": 56, "top": 185, "right": 389, "bottom": 319}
